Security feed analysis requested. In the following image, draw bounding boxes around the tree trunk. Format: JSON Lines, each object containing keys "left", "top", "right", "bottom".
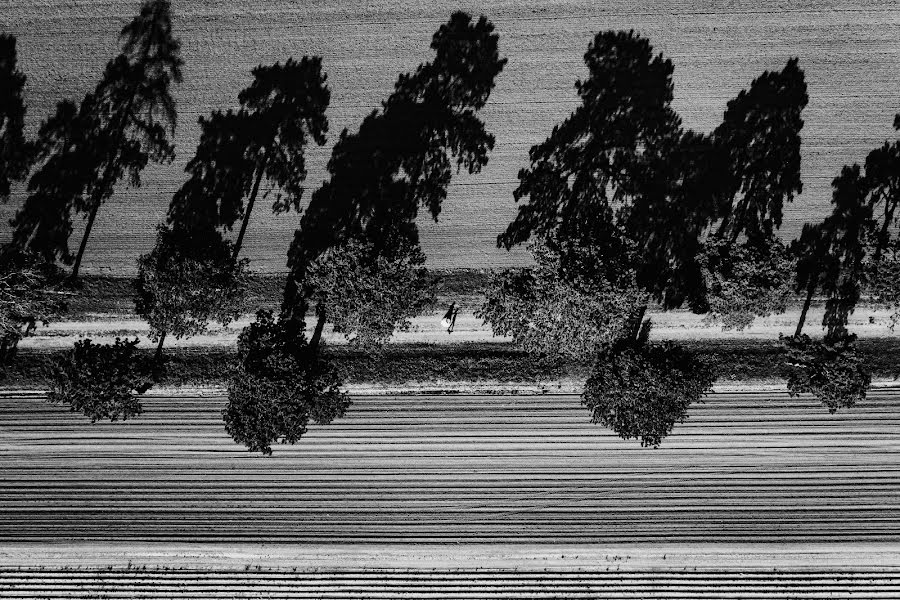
{"left": 794, "top": 281, "right": 816, "bottom": 338}
{"left": 873, "top": 200, "right": 897, "bottom": 264}
{"left": 70, "top": 200, "right": 101, "bottom": 280}
{"left": 232, "top": 159, "right": 266, "bottom": 261}
{"left": 151, "top": 331, "right": 167, "bottom": 382}
{"left": 628, "top": 304, "right": 648, "bottom": 345}
{"left": 309, "top": 304, "right": 326, "bottom": 351}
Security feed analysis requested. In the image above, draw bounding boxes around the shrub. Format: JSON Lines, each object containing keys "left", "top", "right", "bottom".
{"left": 0, "top": 246, "right": 68, "bottom": 366}
{"left": 582, "top": 341, "right": 715, "bottom": 447}
{"left": 223, "top": 311, "right": 349, "bottom": 455}
{"left": 478, "top": 241, "right": 645, "bottom": 360}
{"left": 305, "top": 239, "right": 435, "bottom": 351}
{"left": 781, "top": 333, "right": 871, "bottom": 412}
{"left": 134, "top": 225, "right": 249, "bottom": 345}
{"left": 48, "top": 338, "right": 153, "bottom": 422}
{"left": 699, "top": 236, "right": 794, "bottom": 330}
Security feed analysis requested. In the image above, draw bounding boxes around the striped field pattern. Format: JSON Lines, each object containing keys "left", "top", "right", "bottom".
{"left": 1, "top": 388, "right": 900, "bottom": 596}
{"left": 1, "top": 390, "right": 899, "bottom": 542}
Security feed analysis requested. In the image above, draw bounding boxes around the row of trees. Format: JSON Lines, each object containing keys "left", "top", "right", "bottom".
{"left": 480, "top": 30, "right": 900, "bottom": 445}
{"left": 0, "top": 2, "right": 508, "bottom": 454}
{"left": 1, "top": 4, "right": 897, "bottom": 451}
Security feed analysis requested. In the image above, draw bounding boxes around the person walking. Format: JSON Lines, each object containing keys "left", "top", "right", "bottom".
{"left": 440, "top": 302, "right": 459, "bottom": 334}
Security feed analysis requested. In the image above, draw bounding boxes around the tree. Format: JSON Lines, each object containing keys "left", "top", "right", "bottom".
{"left": 70, "top": 0, "right": 183, "bottom": 279}
{"left": 498, "top": 30, "right": 711, "bottom": 312}
{"left": 781, "top": 333, "right": 870, "bottom": 413}
{"left": 699, "top": 235, "right": 795, "bottom": 331}
{"left": 166, "top": 57, "right": 330, "bottom": 259}
{"left": 499, "top": 40, "right": 806, "bottom": 321}
{"left": 48, "top": 337, "right": 153, "bottom": 422}
{"left": 134, "top": 225, "right": 249, "bottom": 368}
{"left": 0, "top": 245, "right": 68, "bottom": 366}
{"left": 285, "top": 11, "right": 507, "bottom": 340}
{"left": 304, "top": 238, "right": 435, "bottom": 351}
{"left": 778, "top": 115, "right": 900, "bottom": 410}
{"left": 223, "top": 310, "right": 349, "bottom": 455}
{"left": 0, "top": 34, "right": 32, "bottom": 202}
{"left": 582, "top": 339, "right": 715, "bottom": 447}
{"left": 477, "top": 238, "right": 646, "bottom": 359}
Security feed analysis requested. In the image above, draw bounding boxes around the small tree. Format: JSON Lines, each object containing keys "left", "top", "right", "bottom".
{"left": 582, "top": 340, "right": 715, "bottom": 447}
{"left": 781, "top": 333, "right": 870, "bottom": 413}
{"left": 48, "top": 337, "right": 153, "bottom": 422}
{"left": 0, "top": 246, "right": 68, "bottom": 365}
{"left": 0, "top": 34, "right": 32, "bottom": 202}
{"left": 699, "top": 235, "right": 795, "bottom": 331}
{"left": 134, "top": 225, "right": 249, "bottom": 367}
{"left": 223, "top": 310, "right": 349, "bottom": 455}
{"left": 478, "top": 240, "right": 646, "bottom": 359}
{"left": 304, "top": 238, "right": 435, "bottom": 351}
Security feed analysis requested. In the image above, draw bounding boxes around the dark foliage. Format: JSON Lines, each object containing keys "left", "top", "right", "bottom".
{"left": 286, "top": 11, "right": 506, "bottom": 320}
{"left": 223, "top": 310, "right": 349, "bottom": 455}
{"left": 0, "top": 34, "right": 31, "bottom": 202}
{"left": 134, "top": 225, "right": 249, "bottom": 350}
{"left": 477, "top": 240, "right": 645, "bottom": 358}
{"left": 781, "top": 333, "right": 871, "bottom": 412}
{"left": 582, "top": 340, "right": 715, "bottom": 447}
{"left": 48, "top": 337, "right": 153, "bottom": 422}
{"left": 305, "top": 239, "right": 435, "bottom": 350}
{"left": 699, "top": 235, "right": 794, "bottom": 330}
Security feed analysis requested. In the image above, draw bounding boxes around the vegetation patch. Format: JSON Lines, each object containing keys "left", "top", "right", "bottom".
{"left": 5, "top": 338, "right": 900, "bottom": 391}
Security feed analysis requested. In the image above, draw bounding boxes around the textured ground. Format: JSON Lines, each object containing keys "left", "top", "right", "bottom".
{"left": 1, "top": 389, "right": 899, "bottom": 596}
{"left": 2, "top": 0, "right": 900, "bottom": 273}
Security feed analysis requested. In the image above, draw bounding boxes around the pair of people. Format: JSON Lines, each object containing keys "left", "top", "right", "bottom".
{"left": 440, "top": 302, "right": 459, "bottom": 334}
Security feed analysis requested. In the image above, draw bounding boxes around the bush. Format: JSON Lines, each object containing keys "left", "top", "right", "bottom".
{"left": 582, "top": 341, "right": 715, "bottom": 447}
{"left": 781, "top": 333, "right": 871, "bottom": 412}
{"left": 48, "top": 338, "right": 153, "bottom": 422}
{"left": 0, "top": 246, "right": 68, "bottom": 366}
{"left": 477, "top": 241, "right": 645, "bottom": 360}
{"left": 223, "top": 311, "right": 350, "bottom": 455}
{"left": 134, "top": 225, "right": 249, "bottom": 344}
{"left": 699, "top": 236, "right": 794, "bottom": 330}
{"left": 305, "top": 239, "right": 435, "bottom": 351}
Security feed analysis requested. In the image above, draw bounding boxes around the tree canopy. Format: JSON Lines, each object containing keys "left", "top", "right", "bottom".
{"left": 48, "top": 337, "right": 153, "bottom": 422}
{"left": 0, "top": 245, "right": 68, "bottom": 365}
{"left": 134, "top": 224, "right": 249, "bottom": 364}
{"left": 223, "top": 310, "right": 350, "bottom": 455}
{"left": 582, "top": 339, "right": 715, "bottom": 447}
{"left": 304, "top": 238, "right": 435, "bottom": 351}
{"left": 477, "top": 238, "right": 646, "bottom": 358}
